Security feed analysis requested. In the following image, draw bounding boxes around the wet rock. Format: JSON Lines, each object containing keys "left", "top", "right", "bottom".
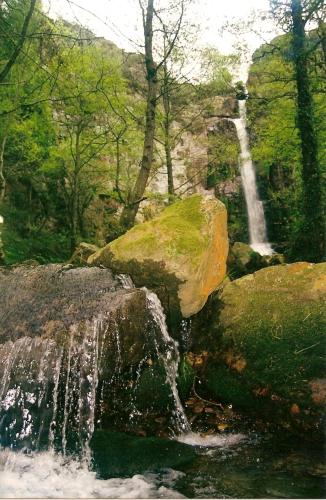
{"left": 89, "top": 194, "right": 228, "bottom": 319}
{"left": 90, "top": 430, "right": 197, "bottom": 478}
{"left": 0, "top": 265, "right": 165, "bottom": 449}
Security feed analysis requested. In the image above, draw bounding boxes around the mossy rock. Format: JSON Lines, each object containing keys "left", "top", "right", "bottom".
{"left": 88, "top": 195, "right": 228, "bottom": 318}
{"left": 202, "top": 262, "right": 326, "bottom": 432}
{"left": 227, "top": 241, "right": 264, "bottom": 279}
{"left": 69, "top": 242, "right": 99, "bottom": 265}
{"left": 90, "top": 430, "right": 197, "bottom": 478}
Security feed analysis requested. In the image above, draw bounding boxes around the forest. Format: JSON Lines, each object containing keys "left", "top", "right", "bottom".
{"left": 0, "top": 0, "right": 325, "bottom": 499}
{"left": 0, "top": 0, "right": 324, "bottom": 265}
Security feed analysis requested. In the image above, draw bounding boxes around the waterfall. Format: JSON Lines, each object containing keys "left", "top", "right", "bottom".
{"left": 232, "top": 99, "right": 273, "bottom": 256}
{"left": 118, "top": 276, "right": 190, "bottom": 434}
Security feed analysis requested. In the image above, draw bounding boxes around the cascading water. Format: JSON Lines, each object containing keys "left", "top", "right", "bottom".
{"left": 144, "top": 289, "right": 190, "bottom": 434}
{"left": 232, "top": 99, "right": 273, "bottom": 256}
{"left": 116, "top": 275, "right": 190, "bottom": 433}
{"left": 0, "top": 274, "right": 190, "bottom": 456}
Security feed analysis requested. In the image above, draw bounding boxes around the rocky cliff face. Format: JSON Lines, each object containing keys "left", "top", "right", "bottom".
{"left": 147, "top": 96, "right": 239, "bottom": 200}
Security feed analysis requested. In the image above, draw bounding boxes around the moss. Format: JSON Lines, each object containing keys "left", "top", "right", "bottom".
{"left": 178, "top": 356, "right": 195, "bottom": 400}
{"left": 201, "top": 263, "right": 326, "bottom": 428}
{"left": 110, "top": 195, "right": 209, "bottom": 264}
{"left": 204, "top": 363, "right": 257, "bottom": 409}
{"left": 90, "top": 194, "right": 228, "bottom": 318}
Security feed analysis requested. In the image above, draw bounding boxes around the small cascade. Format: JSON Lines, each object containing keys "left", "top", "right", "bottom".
{"left": 0, "top": 271, "right": 191, "bottom": 454}
{"left": 144, "top": 289, "right": 190, "bottom": 434}
{"left": 232, "top": 99, "right": 273, "bottom": 256}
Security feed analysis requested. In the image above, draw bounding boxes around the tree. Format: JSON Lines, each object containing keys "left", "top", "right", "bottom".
{"left": 0, "top": 0, "right": 37, "bottom": 83}
{"left": 120, "top": 0, "right": 186, "bottom": 228}
{"left": 48, "top": 45, "right": 127, "bottom": 252}
{"left": 270, "top": 0, "right": 325, "bottom": 261}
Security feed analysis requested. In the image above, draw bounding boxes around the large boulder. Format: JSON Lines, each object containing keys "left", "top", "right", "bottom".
{"left": 0, "top": 265, "right": 173, "bottom": 450}
{"left": 200, "top": 262, "right": 326, "bottom": 433}
{"left": 89, "top": 194, "right": 228, "bottom": 319}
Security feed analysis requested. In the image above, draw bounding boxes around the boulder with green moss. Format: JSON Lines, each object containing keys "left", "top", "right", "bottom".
{"left": 88, "top": 194, "right": 228, "bottom": 319}
{"left": 202, "top": 262, "right": 326, "bottom": 432}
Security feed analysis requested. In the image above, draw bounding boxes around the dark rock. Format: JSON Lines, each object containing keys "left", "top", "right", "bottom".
{"left": 0, "top": 264, "right": 164, "bottom": 450}
{"left": 90, "top": 430, "right": 197, "bottom": 478}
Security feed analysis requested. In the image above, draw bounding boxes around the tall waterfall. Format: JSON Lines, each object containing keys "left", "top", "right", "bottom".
{"left": 232, "top": 99, "right": 273, "bottom": 256}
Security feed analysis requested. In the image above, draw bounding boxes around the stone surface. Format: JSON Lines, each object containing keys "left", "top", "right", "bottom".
{"left": 203, "top": 96, "right": 238, "bottom": 118}
{"left": 89, "top": 194, "right": 229, "bottom": 318}
{"left": 201, "top": 262, "right": 326, "bottom": 432}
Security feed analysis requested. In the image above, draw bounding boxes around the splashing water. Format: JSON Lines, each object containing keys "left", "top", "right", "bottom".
{"left": 0, "top": 318, "right": 105, "bottom": 456}
{"left": 0, "top": 449, "right": 184, "bottom": 499}
{"left": 231, "top": 100, "right": 273, "bottom": 256}
{"left": 177, "top": 432, "right": 246, "bottom": 448}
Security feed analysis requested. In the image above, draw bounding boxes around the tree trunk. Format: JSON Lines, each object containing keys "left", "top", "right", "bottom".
{"left": 120, "top": 0, "right": 157, "bottom": 228}
{"left": 70, "top": 129, "right": 81, "bottom": 253}
{"left": 0, "top": 135, "right": 6, "bottom": 201}
{"left": 0, "top": 0, "right": 37, "bottom": 83}
{"left": 291, "top": 0, "right": 325, "bottom": 261}
{"left": 162, "top": 63, "right": 174, "bottom": 197}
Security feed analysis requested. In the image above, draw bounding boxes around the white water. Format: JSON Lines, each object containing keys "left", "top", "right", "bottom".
{"left": 144, "top": 289, "right": 191, "bottom": 434}
{"left": 232, "top": 100, "right": 273, "bottom": 256}
{"left": 0, "top": 318, "right": 104, "bottom": 454}
{"left": 177, "top": 432, "right": 245, "bottom": 448}
{"left": 0, "top": 450, "right": 184, "bottom": 499}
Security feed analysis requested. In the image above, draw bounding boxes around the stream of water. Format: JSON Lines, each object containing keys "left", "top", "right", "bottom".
{"left": 0, "top": 281, "right": 324, "bottom": 498}
{"left": 232, "top": 100, "right": 273, "bottom": 256}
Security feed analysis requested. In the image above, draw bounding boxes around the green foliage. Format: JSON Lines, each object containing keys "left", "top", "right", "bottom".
{"left": 0, "top": 4, "right": 146, "bottom": 262}
{"left": 2, "top": 226, "right": 70, "bottom": 264}
{"left": 247, "top": 31, "right": 326, "bottom": 257}
{"left": 200, "top": 48, "right": 239, "bottom": 96}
